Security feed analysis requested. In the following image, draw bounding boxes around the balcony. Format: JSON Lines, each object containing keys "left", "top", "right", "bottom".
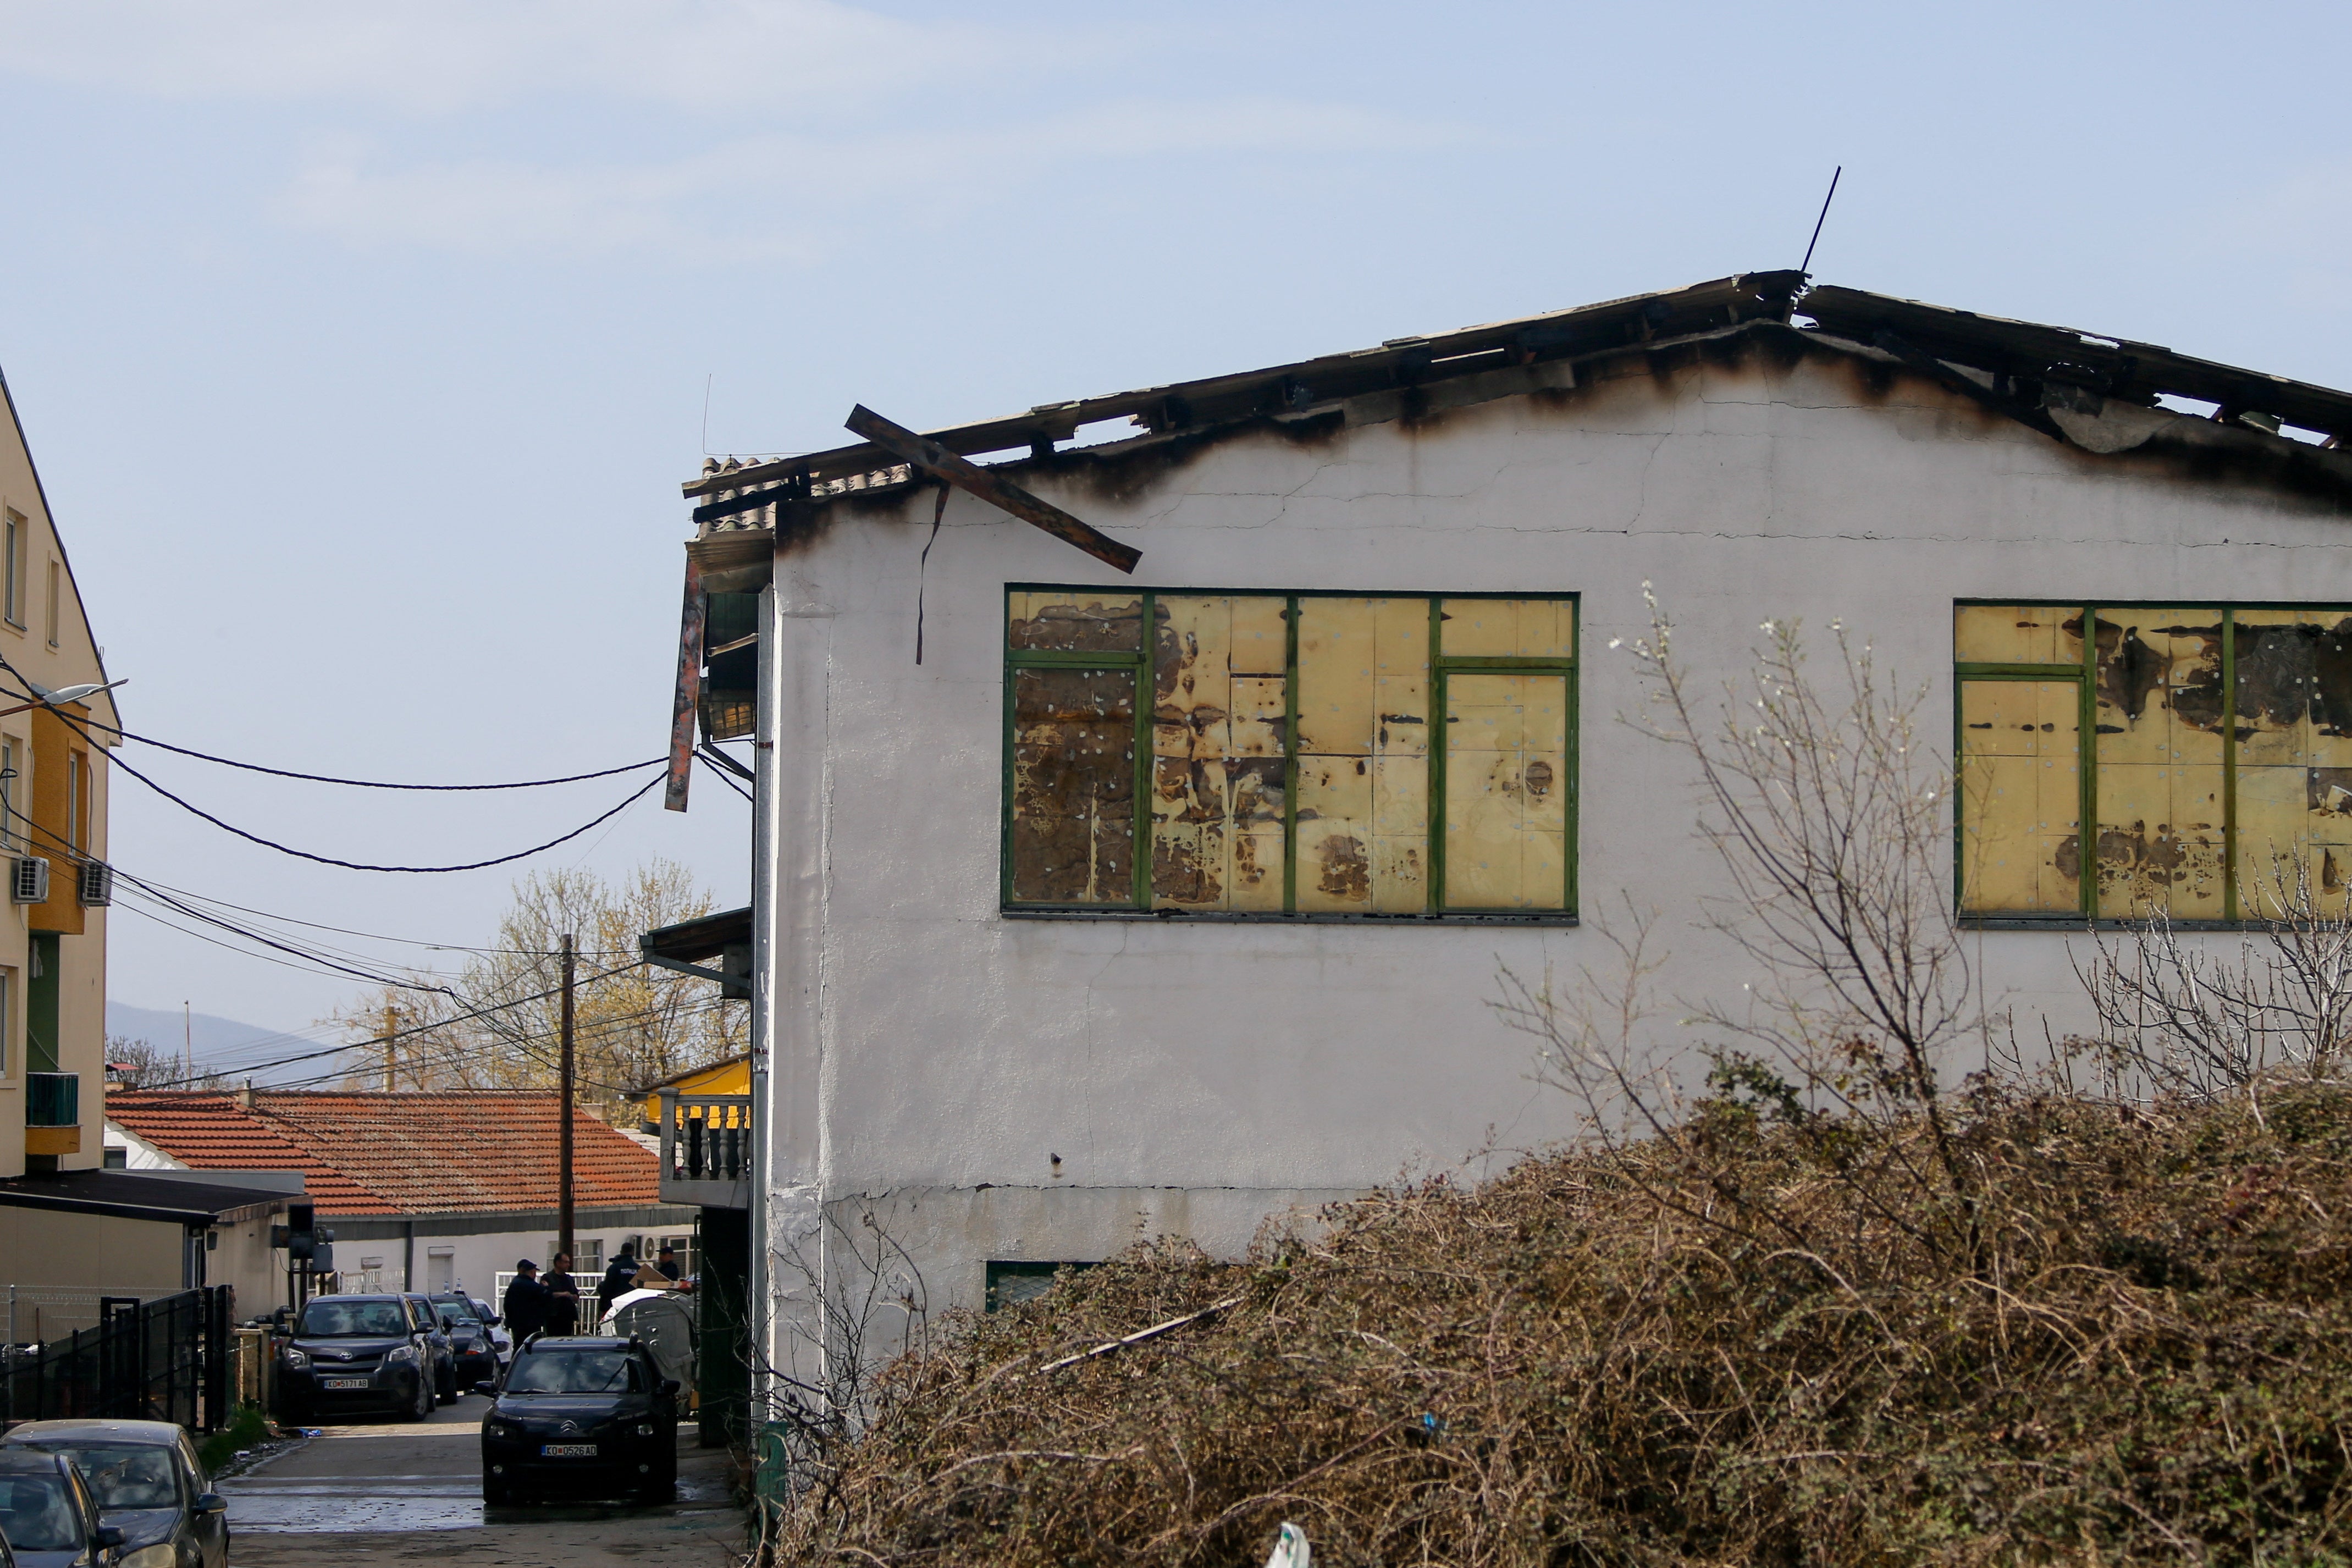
{"left": 25, "top": 1072, "right": 79, "bottom": 1155}
{"left": 656, "top": 1088, "right": 751, "bottom": 1208}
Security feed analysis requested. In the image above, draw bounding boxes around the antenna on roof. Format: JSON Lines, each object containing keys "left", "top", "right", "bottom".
{"left": 1800, "top": 166, "right": 1842, "bottom": 276}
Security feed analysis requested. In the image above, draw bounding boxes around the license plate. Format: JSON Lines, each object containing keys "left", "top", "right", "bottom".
{"left": 322, "top": 1378, "right": 369, "bottom": 1390}
{"left": 540, "top": 1443, "right": 598, "bottom": 1458}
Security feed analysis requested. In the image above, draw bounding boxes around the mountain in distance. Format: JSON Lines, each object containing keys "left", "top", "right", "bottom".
{"left": 106, "top": 1001, "right": 341, "bottom": 1087}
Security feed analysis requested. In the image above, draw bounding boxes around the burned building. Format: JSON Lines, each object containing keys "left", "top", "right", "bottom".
{"left": 652, "top": 271, "right": 2352, "bottom": 1376}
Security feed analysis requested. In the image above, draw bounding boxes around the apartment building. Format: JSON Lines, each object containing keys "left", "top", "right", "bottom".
{"left": 0, "top": 364, "right": 117, "bottom": 1179}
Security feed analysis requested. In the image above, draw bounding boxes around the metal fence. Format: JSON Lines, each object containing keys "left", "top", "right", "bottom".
{"left": 0, "top": 1285, "right": 233, "bottom": 1431}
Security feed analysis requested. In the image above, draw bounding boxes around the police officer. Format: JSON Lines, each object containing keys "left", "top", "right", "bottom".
{"left": 503, "top": 1260, "right": 550, "bottom": 1342}
{"left": 543, "top": 1252, "right": 581, "bottom": 1335}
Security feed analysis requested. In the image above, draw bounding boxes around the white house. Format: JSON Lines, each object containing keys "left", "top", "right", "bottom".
{"left": 655, "top": 270, "right": 2352, "bottom": 1383}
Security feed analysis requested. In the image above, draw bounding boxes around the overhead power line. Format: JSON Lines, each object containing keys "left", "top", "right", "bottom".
{"left": 0, "top": 659, "right": 662, "bottom": 792}
{"left": 0, "top": 661, "right": 669, "bottom": 873}
{"left": 83, "top": 720, "right": 664, "bottom": 873}
{"left": 129, "top": 954, "right": 654, "bottom": 1090}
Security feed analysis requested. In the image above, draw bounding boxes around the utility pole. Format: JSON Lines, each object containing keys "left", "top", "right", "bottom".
{"left": 382, "top": 1003, "right": 399, "bottom": 1093}
{"left": 557, "top": 932, "right": 576, "bottom": 1265}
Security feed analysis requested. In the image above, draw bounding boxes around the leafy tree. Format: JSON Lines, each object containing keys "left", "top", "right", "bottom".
{"left": 327, "top": 858, "right": 745, "bottom": 1122}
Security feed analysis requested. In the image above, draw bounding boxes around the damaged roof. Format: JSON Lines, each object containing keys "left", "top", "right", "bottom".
{"left": 682, "top": 270, "right": 2352, "bottom": 532}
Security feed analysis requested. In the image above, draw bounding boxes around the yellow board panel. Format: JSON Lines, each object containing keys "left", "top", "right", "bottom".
{"left": 1440, "top": 598, "right": 1574, "bottom": 659}
{"left": 1229, "top": 595, "right": 1289, "bottom": 675}
{"left": 1954, "top": 604, "right": 2073, "bottom": 666}
{"left": 1230, "top": 677, "right": 1288, "bottom": 759}
{"left": 1150, "top": 755, "right": 1288, "bottom": 912}
{"left": 2229, "top": 609, "right": 2352, "bottom": 915}
{"left": 1007, "top": 591, "right": 1144, "bottom": 652}
{"left": 1297, "top": 753, "right": 1374, "bottom": 913}
{"left": 1296, "top": 598, "right": 1431, "bottom": 913}
{"left": 1009, "top": 667, "right": 1136, "bottom": 904}
{"left": 1297, "top": 599, "right": 1381, "bottom": 757}
{"left": 1958, "top": 680, "right": 2082, "bottom": 914}
{"left": 2090, "top": 610, "right": 2226, "bottom": 919}
{"left": 2096, "top": 761, "right": 2226, "bottom": 919}
{"left": 2236, "top": 761, "right": 2311, "bottom": 916}
{"left": 1443, "top": 672, "right": 1570, "bottom": 910}
{"left": 1153, "top": 596, "right": 1235, "bottom": 761}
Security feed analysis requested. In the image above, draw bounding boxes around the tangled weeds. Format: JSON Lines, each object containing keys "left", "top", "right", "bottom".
{"left": 773, "top": 1079, "right": 2352, "bottom": 1566}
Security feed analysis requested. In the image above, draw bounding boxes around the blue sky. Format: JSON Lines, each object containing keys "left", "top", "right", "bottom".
{"left": 1, "top": 0, "right": 2345, "bottom": 1067}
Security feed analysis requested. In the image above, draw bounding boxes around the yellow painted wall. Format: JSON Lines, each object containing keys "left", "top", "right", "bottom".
{"left": 638, "top": 1057, "right": 750, "bottom": 1127}
{"left": 0, "top": 377, "right": 116, "bottom": 1176}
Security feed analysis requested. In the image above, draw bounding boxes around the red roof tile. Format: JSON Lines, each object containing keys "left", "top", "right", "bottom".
{"left": 105, "top": 1091, "right": 660, "bottom": 1217}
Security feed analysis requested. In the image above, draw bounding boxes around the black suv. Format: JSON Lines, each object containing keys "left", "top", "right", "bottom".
{"left": 276, "top": 1294, "right": 439, "bottom": 1421}
{"left": 481, "top": 1337, "right": 678, "bottom": 1504}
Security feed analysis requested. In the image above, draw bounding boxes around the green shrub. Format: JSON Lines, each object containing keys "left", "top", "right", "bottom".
{"left": 195, "top": 1402, "right": 273, "bottom": 1478}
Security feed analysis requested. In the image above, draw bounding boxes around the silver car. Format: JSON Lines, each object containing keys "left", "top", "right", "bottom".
{"left": 0, "top": 1449, "right": 121, "bottom": 1568}
{"left": 2, "top": 1422, "right": 222, "bottom": 1568}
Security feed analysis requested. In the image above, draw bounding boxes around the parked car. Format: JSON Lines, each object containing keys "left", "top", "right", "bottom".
{"left": 1, "top": 1421, "right": 224, "bottom": 1568}
{"left": 276, "top": 1294, "right": 438, "bottom": 1422}
{"left": 0, "top": 1449, "right": 123, "bottom": 1567}
{"left": 469, "top": 1296, "right": 513, "bottom": 1365}
{"left": 427, "top": 1294, "right": 503, "bottom": 1391}
{"left": 479, "top": 1336, "right": 678, "bottom": 1505}
{"left": 400, "top": 1294, "right": 461, "bottom": 1405}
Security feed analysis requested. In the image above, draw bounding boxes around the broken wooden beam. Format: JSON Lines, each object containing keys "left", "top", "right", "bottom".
{"left": 844, "top": 404, "right": 1140, "bottom": 574}
{"left": 1036, "top": 1295, "right": 1242, "bottom": 1374}
{"left": 664, "top": 556, "right": 704, "bottom": 812}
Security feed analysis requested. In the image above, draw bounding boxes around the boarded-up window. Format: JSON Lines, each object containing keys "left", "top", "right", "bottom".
{"left": 1955, "top": 603, "right": 2352, "bottom": 922}
{"left": 1006, "top": 588, "right": 1576, "bottom": 918}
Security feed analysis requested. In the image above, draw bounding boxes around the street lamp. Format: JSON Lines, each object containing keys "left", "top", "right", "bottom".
{"left": 0, "top": 678, "right": 126, "bottom": 719}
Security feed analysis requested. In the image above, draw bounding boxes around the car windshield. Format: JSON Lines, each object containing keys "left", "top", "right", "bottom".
{"left": 298, "top": 1300, "right": 407, "bottom": 1337}
{"left": 42, "top": 1446, "right": 178, "bottom": 1510}
{"left": 0, "top": 1472, "right": 83, "bottom": 1550}
{"left": 434, "top": 1303, "right": 475, "bottom": 1328}
{"left": 504, "top": 1350, "right": 637, "bottom": 1395}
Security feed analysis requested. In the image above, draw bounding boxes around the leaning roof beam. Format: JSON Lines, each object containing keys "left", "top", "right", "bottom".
{"left": 844, "top": 405, "right": 1141, "bottom": 574}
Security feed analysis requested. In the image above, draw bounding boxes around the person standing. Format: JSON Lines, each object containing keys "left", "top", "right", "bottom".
{"left": 543, "top": 1252, "right": 581, "bottom": 1336}
{"left": 503, "top": 1260, "right": 550, "bottom": 1343}
{"left": 599, "top": 1249, "right": 638, "bottom": 1321}
{"left": 652, "top": 1245, "right": 682, "bottom": 1283}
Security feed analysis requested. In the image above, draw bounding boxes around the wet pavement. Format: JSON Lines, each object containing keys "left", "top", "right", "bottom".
{"left": 222, "top": 1392, "right": 747, "bottom": 1566}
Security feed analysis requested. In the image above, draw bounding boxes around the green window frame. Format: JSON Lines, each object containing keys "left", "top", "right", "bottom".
{"left": 1956, "top": 600, "right": 2352, "bottom": 925}
{"left": 1002, "top": 587, "right": 1579, "bottom": 922}
{"left": 984, "top": 1260, "right": 1095, "bottom": 1312}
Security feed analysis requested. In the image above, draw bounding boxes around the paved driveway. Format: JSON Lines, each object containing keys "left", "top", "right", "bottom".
{"left": 221, "top": 1393, "right": 746, "bottom": 1566}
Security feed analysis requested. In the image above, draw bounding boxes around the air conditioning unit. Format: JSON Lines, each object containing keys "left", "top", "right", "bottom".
{"left": 10, "top": 857, "right": 49, "bottom": 905}
{"left": 77, "top": 860, "right": 111, "bottom": 907}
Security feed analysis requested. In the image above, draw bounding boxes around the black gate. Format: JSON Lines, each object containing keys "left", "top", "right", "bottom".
{"left": 1, "top": 1285, "right": 233, "bottom": 1431}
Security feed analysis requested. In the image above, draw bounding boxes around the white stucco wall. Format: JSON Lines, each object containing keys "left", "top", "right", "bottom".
{"left": 744, "top": 330, "right": 2352, "bottom": 1333}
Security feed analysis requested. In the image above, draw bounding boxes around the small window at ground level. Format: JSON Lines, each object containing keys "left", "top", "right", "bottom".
{"left": 984, "top": 1260, "right": 1095, "bottom": 1312}
{"left": 1004, "top": 589, "right": 1577, "bottom": 918}
{"left": 1956, "top": 603, "right": 2352, "bottom": 923}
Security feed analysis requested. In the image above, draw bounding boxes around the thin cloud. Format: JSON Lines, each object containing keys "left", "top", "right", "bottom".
{"left": 0, "top": 0, "right": 1067, "bottom": 115}
{"left": 279, "top": 100, "right": 1467, "bottom": 260}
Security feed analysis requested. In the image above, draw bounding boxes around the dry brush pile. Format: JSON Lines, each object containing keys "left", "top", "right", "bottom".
{"left": 775, "top": 1078, "right": 2352, "bottom": 1566}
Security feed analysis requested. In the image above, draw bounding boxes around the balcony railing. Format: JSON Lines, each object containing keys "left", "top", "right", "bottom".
{"left": 26, "top": 1073, "right": 76, "bottom": 1128}
{"left": 655, "top": 1089, "right": 752, "bottom": 1208}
